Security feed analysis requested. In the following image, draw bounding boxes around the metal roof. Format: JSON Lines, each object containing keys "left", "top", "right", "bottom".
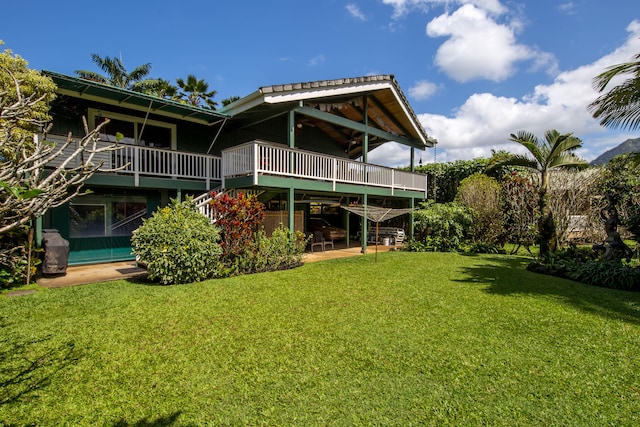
{"left": 43, "top": 71, "right": 228, "bottom": 126}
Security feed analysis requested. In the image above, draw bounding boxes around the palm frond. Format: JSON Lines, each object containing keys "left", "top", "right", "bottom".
{"left": 509, "top": 131, "right": 543, "bottom": 165}
{"left": 546, "top": 131, "right": 583, "bottom": 164}
{"left": 547, "top": 152, "right": 588, "bottom": 170}
{"left": 588, "top": 79, "right": 640, "bottom": 130}
{"left": 74, "top": 70, "right": 106, "bottom": 84}
{"left": 591, "top": 52, "right": 640, "bottom": 92}
{"left": 488, "top": 153, "right": 539, "bottom": 172}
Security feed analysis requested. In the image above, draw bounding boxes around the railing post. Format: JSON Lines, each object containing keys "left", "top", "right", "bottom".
{"left": 253, "top": 143, "right": 259, "bottom": 185}
{"left": 206, "top": 158, "right": 211, "bottom": 189}
{"left": 391, "top": 169, "right": 395, "bottom": 196}
{"left": 133, "top": 146, "right": 139, "bottom": 187}
{"left": 332, "top": 158, "right": 337, "bottom": 191}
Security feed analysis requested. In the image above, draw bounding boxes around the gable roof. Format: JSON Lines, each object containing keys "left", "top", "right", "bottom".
{"left": 43, "top": 71, "right": 228, "bottom": 126}
{"left": 43, "top": 71, "right": 436, "bottom": 153}
{"left": 220, "top": 75, "right": 436, "bottom": 152}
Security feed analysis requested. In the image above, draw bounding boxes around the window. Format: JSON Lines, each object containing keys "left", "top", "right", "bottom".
{"left": 89, "top": 109, "right": 176, "bottom": 149}
{"left": 69, "top": 195, "right": 147, "bottom": 238}
{"left": 70, "top": 204, "right": 106, "bottom": 238}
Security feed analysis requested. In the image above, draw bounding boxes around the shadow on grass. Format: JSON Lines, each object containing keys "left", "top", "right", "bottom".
{"left": 455, "top": 254, "right": 640, "bottom": 325}
{"left": 112, "top": 412, "right": 194, "bottom": 427}
{"left": 0, "top": 316, "right": 83, "bottom": 406}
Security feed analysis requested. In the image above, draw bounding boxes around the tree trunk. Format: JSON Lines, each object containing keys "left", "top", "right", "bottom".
{"left": 537, "top": 181, "right": 557, "bottom": 258}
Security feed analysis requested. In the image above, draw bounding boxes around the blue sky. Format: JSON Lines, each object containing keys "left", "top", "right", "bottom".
{"left": 3, "top": 0, "right": 639, "bottom": 166}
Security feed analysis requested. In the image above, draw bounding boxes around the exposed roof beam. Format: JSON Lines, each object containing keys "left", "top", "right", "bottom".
{"left": 293, "top": 106, "right": 426, "bottom": 150}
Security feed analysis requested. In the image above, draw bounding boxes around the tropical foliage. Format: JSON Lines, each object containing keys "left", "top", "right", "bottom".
{"left": 0, "top": 41, "right": 56, "bottom": 158}
{"left": 489, "top": 129, "right": 588, "bottom": 256}
{"left": 131, "top": 198, "right": 223, "bottom": 285}
{"left": 75, "top": 53, "right": 156, "bottom": 91}
{"left": 588, "top": 50, "right": 640, "bottom": 131}
{"left": 234, "top": 226, "right": 310, "bottom": 274}
{"left": 176, "top": 74, "right": 218, "bottom": 108}
{"left": 411, "top": 200, "right": 472, "bottom": 251}
{"left": 500, "top": 171, "right": 538, "bottom": 254}
{"left": 455, "top": 173, "right": 504, "bottom": 244}
{"left": 1, "top": 44, "right": 122, "bottom": 286}
{"left": 594, "top": 153, "right": 640, "bottom": 243}
{"left": 208, "top": 192, "right": 265, "bottom": 265}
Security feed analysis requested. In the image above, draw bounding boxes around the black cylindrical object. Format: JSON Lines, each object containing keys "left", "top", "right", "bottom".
{"left": 42, "top": 229, "right": 69, "bottom": 274}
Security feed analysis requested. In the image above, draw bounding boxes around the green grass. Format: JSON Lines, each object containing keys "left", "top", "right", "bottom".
{"left": 1, "top": 252, "right": 640, "bottom": 426}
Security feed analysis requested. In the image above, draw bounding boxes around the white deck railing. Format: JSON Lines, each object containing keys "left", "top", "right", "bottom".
{"left": 45, "top": 135, "right": 427, "bottom": 195}
{"left": 222, "top": 141, "right": 428, "bottom": 195}
{"left": 45, "top": 134, "right": 222, "bottom": 187}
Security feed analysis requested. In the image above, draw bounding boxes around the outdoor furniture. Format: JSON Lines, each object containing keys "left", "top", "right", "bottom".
{"left": 323, "top": 236, "right": 334, "bottom": 251}
{"left": 311, "top": 231, "right": 325, "bottom": 253}
{"left": 311, "top": 231, "right": 334, "bottom": 252}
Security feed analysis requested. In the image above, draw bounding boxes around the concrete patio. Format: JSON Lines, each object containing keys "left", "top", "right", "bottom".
{"left": 35, "top": 242, "right": 400, "bottom": 288}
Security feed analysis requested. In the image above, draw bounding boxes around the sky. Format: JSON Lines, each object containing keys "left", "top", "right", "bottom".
{"left": 2, "top": 0, "right": 639, "bottom": 166}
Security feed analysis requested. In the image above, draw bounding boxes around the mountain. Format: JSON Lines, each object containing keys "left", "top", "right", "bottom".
{"left": 590, "top": 137, "right": 640, "bottom": 165}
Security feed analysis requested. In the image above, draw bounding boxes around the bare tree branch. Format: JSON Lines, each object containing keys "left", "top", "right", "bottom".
{"left": 1, "top": 70, "right": 125, "bottom": 235}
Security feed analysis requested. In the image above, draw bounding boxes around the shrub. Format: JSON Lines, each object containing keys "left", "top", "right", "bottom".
{"left": 0, "top": 226, "right": 40, "bottom": 288}
{"left": 455, "top": 173, "right": 504, "bottom": 244}
{"left": 569, "top": 261, "right": 640, "bottom": 291}
{"left": 526, "top": 245, "right": 640, "bottom": 291}
{"left": 403, "top": 239, "right": 434, "bottom": 252}
{"left": 501, "top": 171, "right": 538, "bottom": 253}
{"left": 208, "top": 192, "right": 265, "bottom": 264}
{"left": 234, "top": 226, "right": 310, "bottom": 275}
{"left": 466, "top": 242, "right": 501, "bottom": 254}
{"left": 412, "top": 201, "right": 472, "bottom": 252}
{"left": 131, "top": 198, "right": 222, "bottom": 285}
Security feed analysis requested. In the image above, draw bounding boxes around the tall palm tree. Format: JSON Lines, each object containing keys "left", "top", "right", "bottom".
{"left": 588, "top": 50, "right": 640, "bottom": 131}
{"left": 75, "top": 54, "right": 153, "bottom": 90}
{"left": 137, "top": 78, "right": 180, "bottom": 100}
{"left": 221, "top": 96, "right": 241, "bottom": 107}
{"left": 490, "top": 129, "right": 588, "bottom": 257}
{"left": 176, "top": 74, "right": 218, "bottom": 109}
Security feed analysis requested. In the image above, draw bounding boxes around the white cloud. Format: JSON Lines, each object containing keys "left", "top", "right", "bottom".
{"left": 382, "top": 0, "right": 506, "bottom": 19}
{"left": 426, "top": 4, "right": 552, "bottom": 82}
{"left": 408, "top": 80, "right": 440, "bottom": 100}
{"left": 308, "top": 54, "right": 327, "bottom": 67}
{"left": 346, "top": 4, "right": 367, "bottom": 21}
{"left": 558, "top": 2, "right": 576, "bottom": 15}
{"left": 369, "top": 20, "right": 640, "bottom": 166}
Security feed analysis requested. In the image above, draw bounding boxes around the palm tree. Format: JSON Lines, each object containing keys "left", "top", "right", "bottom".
{"left": 490, "top": 130, "right": 588, "bottom": 257}
{"left": 588, "top": 51, "right": 640, "bottom": 131}
{"left": 221, "top": 96, "right": 241, "bottom": 107}
{"left": 75, "top": 54, "right": 153, "bottom": 90}
{"left": 137, "top": 78, "right": 180, "bottom": 100}
{"left": 176, "top": 74, "right": 218, "bottom": 109}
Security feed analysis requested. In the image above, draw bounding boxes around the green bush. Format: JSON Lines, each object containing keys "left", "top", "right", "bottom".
{"left": 0, "top": 226, "right": 40, "bottom": 289}
{"left": 455, "top": 173, "right": 504, "bottom": 244}
{"left": 465, "top": 242, "right": 501, "bottom": 254}
{"left": 569, "top": 261, "right": 640, "bottom": 291}
{"left": 526, "top": 245, "right": 640, "bottom": 291}
{"left": 412, "top": 200, "right": 472, "bottom": 252}
{"left": 233, "top": 226, "right": 310, "bottom": 275}
{"left": 131, "top": 198, "right": 222, "bottom": 285}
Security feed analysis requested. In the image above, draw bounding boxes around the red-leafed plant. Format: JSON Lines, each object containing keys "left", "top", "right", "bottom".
{"left": 208, "top": 192, "right": 265, "bottom": 263}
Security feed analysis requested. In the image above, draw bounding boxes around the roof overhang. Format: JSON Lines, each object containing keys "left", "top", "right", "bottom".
{"left": 220, "top": 75, "right": 436, "bottom": 151}
{"left": 43, "top": 71, "right": 229, "bottom": 126}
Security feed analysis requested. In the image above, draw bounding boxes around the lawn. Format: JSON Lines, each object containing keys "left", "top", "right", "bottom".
{"left": 1, "top": 251, "right": 639, "bottom": 426}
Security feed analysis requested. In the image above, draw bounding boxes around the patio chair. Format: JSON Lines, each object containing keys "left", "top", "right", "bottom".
{"left": 311, "top": 231, "right": 325, "bottom": 253}
{"left": 322, "top": 235, "right": 334, "bottom": 251}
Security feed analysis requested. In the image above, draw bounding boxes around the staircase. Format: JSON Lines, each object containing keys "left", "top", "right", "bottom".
{"left": 193, "top": 187, "right": 266, "bottom": 223}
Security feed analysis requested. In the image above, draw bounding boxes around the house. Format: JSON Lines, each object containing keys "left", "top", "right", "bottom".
{"left": 39, "top": 71, "right": 436, "bottom": 265}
